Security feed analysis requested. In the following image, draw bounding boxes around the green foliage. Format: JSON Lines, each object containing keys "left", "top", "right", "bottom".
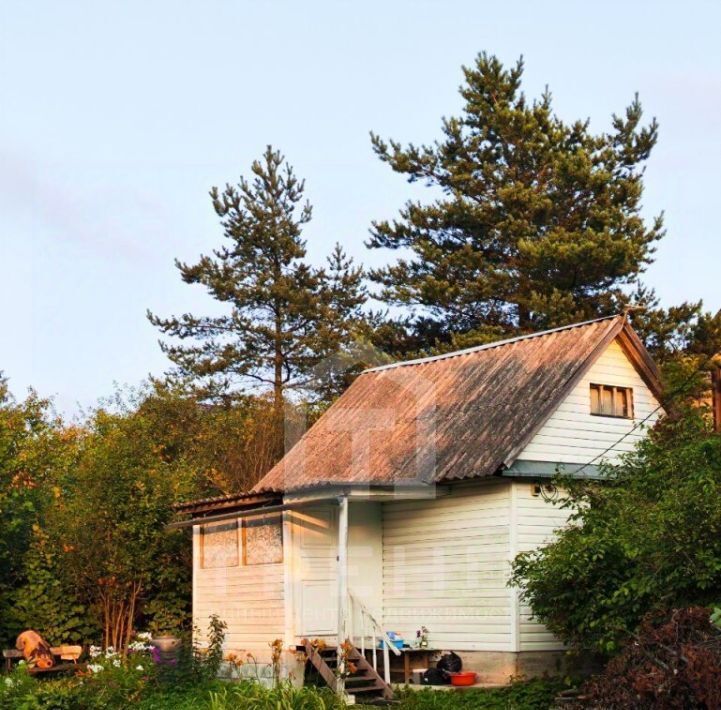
{"left": 148, "top": 147, "right": 369, "bottom": 412}
{"left": 0, "top": 650, "right": 156, "bottom": 710}
{"left": 0, "top": 674, "right": 343, "bottom": 710}
{"left": 0, "top": 380, "right": 79, "bottom": 647}
{"left": 208, "top": 682, "right": 347, "bottom": 710}
{"left": 511, "top": 412, "right": 721, "bottom": 654}
{"left": 0, "top": 670, "right": 565, "bottom": 710}
{"left": 195, "top": 614, "right": 227, "bottom": 682}
{"left": 144, "top": 597, "right": 187, "bottom": 638}
{"left": 393, "top": 677, "right": 565, "bottom": 710}
{"left": 137, "top": 384, "right": 300, "bottom": 495}
{"left": 628, "top": 293, "right": 721, "bottom": 372}
{"left": 51, "top": 403, "right": 196, "bottom": 649}
{"left": 10, "top": 526, "right": 94, "bottom": 645}
{"left": 711, "top": 606, "right": 721, "bottom": 630}
{"left": 366, "top": 52, "right": 700, "bottom": 355}
{"left": 0, "top": 379, "right": 301, "bottom": 647}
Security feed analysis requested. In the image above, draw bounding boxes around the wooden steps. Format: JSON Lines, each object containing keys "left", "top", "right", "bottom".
{"left": 303, "top": 639, "right": 394, "bottom": 702}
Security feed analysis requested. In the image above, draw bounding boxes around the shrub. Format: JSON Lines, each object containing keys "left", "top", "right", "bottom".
{"left": 11, "top": 526, "right": 95, "bottom": 646}
{"left": 0, "top": 648, "right": 155, "bottom": 710}
{"left": 200, "top": 614, "right": 227, "bottom": 681}
{"left": 577, "top": 607, "right": 721, "bottom": 709}
{"left": 511, "top": 413, "right": 721, "bottom": 654}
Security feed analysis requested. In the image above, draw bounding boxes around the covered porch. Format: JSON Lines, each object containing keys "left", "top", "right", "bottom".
{"left": 178, "top": 483, "right": 448, "bottom": 690}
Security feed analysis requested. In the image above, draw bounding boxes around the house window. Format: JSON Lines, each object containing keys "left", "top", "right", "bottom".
{"left": 590, "top": 384, "right": 633, "bottom": 419}
{"left": 201, "top": 520, "right": 239, "bottom": 569}
{"left": 243, "top": 514, "right": 283, "bottom": 565}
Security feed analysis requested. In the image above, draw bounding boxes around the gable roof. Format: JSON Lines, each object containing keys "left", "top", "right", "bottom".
{"left": 253, "top": 315, "right": 662, "bottom": 494}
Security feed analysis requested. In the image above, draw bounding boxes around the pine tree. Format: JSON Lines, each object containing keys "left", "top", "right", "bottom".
{"left": 148, "top": 147, "right": 367, "bottom": 416}
{"left": 367, "top": 53, "right": 665, "bottom": 349}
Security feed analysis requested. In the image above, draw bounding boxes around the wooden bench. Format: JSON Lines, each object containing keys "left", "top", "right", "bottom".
{"left": 3, "top": 646, "right": 83, "bottom": 674}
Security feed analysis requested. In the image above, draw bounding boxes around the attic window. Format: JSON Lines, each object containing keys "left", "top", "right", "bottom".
{"left": 590, "top": 384, "right": 633, "bottom": 419}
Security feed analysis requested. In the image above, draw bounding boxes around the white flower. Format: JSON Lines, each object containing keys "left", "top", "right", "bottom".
{"left": 112, "top": 658, "right": 121, "bottom": 668}
{"left": 135, "top": 665, "right": 144, "bottom": 671}
{"left": 136, "top": 632, "right": 152, "bottom": 641}
{"left": 128, "top": 641, "right": 151, "bottom": 652}
{"left": 4, "top": 677, "right": 14, "bottom": 688}
{"left": 87, "top": 663, "right": 104, "bottom": 674}
{"left": 89, "top": 645, "right": 102, "bottom": 658}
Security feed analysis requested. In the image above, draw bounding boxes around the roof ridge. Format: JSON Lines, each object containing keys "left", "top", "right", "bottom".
{"left": 362, "top": 315, "right": 623, "bottom": 374}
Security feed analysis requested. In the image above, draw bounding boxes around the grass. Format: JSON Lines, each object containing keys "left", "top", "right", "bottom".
{"left": 392, "top": 678, "right": 566, "bottom": 709}
{"left": 0, "top": 665, "right": 565, "bottom": 710}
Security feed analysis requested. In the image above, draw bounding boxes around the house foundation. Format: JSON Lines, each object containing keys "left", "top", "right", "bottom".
{"left": 455, "top": 650, "right": 599, "bottom": 685}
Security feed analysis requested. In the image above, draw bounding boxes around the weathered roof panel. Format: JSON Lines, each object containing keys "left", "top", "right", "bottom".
{"left": 253, "top": 316, "right": 657, "bottom": 493}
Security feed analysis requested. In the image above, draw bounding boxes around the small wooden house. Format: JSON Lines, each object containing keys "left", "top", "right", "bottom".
{"left": 175, "top": 315, "right": 663, "bottom": 695}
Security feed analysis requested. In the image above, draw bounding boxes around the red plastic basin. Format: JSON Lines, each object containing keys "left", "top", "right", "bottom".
{"left": 449, "top": 671, "right": 477, "bottom": 686}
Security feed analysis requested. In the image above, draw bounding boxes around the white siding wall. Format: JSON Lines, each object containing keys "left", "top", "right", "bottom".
{"left": 512, "top": 482, "right": 570, "bottom": 651}
{"left": 191, "top": 339, "right": 659, "bottom": 657}
{"left": 193, "top": 522, "right": 285, "bottom": 654}
{"left": 381, "top": 482, "right": 512, "bottom": 651}
{"left": 348, "top": 502, "right": 384, "bottom": 624}
{"left": 517, "top": 339, "right": 661, "bottom": 465}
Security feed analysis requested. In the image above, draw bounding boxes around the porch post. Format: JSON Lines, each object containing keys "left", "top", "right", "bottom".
{"left": 337, "top": 495, "right": 349, "bottom": 694}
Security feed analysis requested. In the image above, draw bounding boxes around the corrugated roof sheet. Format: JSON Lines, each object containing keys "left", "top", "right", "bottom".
{"left": 173, "top": 491, "right": 280, "bottom": 514}
{"left": 253, "top": 316, "right": 654, "bottom": 494}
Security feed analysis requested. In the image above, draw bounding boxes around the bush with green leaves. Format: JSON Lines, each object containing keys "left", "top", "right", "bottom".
{"left": 0, "top": 380, "right": 293, "bottom": 650}
{"left": 0, "top": 379, "right": 80, "bottom": 647}
{"left": 10, "top": 526, "right": 94, "bottom": 645}
{"left": 47, "top": 406, "right": 196, "bottom": 651}
{"left": 511, "top": 411, "right": 721, "bottom": 654}
{"left": 0, "top": 647, "right": 155, "bottom": 710}
{"left": 196, "top": 614, "right": 228, "bottom": 682}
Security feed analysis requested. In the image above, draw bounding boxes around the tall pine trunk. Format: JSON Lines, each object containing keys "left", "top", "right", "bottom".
{"left": 272, "top": 307, "right": 285, "bottom": 460}
{"left": 518, "top": 303, "right": 531, "bottom": 330}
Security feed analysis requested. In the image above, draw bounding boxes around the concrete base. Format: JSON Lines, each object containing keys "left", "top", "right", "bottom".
{"left": 451, "top": 650, "right": 594, "bottom": 685}
{"left": 401, "top": 682, "right": 506, "bottom": 691}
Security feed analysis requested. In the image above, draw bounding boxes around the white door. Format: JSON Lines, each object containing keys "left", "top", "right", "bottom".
{"left": 294, "top": 505, "right": 338, "bottom": 637}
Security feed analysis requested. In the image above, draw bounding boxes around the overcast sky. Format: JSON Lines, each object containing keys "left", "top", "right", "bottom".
{"left": 1, "top": 0, "right": 719, "bottom": 415}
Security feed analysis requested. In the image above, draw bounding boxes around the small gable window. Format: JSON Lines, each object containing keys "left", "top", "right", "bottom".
{"left": 590, "top": 384, "right": 633, "bottom": 419}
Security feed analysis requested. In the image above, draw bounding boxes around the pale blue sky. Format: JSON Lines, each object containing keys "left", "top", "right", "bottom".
{"left": 1, "top": 1, "right": 720, "bottom": 414}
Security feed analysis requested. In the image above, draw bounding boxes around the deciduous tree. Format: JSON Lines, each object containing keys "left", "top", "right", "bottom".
{"left": 0, "top": 377, "right": 79, "bottom": 645}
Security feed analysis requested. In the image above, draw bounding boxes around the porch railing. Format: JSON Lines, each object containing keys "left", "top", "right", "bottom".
{"left": 347, "top": 591, "right": 401, "bottom": 685}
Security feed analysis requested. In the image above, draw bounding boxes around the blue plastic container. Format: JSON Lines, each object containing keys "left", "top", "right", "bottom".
{"left": 379, "top": 638, "right": 405, "bottom": 651}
